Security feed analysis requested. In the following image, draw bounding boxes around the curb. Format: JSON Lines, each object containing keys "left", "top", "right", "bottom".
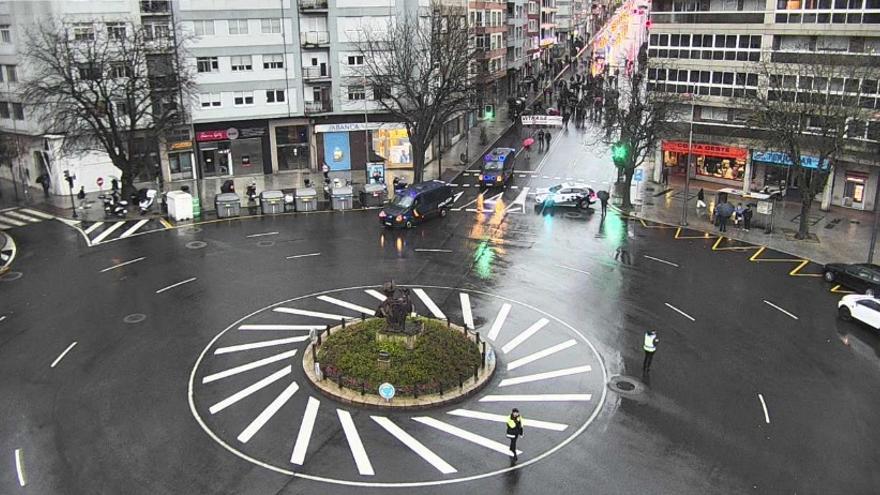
{"left": 0, "top": 232, "right": 16, "bottom": 274}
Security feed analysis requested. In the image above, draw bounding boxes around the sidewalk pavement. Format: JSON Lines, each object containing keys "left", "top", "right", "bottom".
{"left": 630, "top": 175, "right": 876, "bottom": 265}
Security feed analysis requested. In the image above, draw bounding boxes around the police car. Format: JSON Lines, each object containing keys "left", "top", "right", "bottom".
{"left": 534, "top": 182, "right": 596, "bottom": 209}
{"left": 837, "top": 294, "right": 880, "bottom": 330}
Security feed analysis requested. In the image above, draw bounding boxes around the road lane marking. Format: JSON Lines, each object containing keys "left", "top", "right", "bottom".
{"left": 460, "top": 293, "right": 474, "bottom": 330}
{"left": 643, "top": 255, "right": 679, "bottom": 268}
{"left": 159, "top": 218, "right": 173, "bottom": 229}
{"left": 415, "top": 248, "right": 453, "bottom": 253}
{"left": 451, "top": 191, "right": 463, "bottom": 206}
{"left": 664, "top": 303, "right": 695, "bottom": 322}
{"left": 507, "top": 339, "right": 577, "bottom": 371}
{"left": 239, "top": 324, "right": 323, "bottom": 331}
{"left": 763, "top": 300, "right": 798, "bottom": 320}
{"left": 209, "top": 366, "right": 292, "bottom": 414}
{"left": 413, "top": 288, "right": 446, "bottom": 320}
{"left": 286, "top": 252, "right": 321, "bottom": 259}
{"left": 453, "top": 193, "right": 484, "bottom": 211}
{"left": 757, "top": 393, "right": 770, "bottom": 424}
{"left": 290, "top": 397, "right": 320, "bottom": 465}
{"left": 119, "top": 219, "right": 150, "bottom": 239}
{"left": 21, "top": 208, "right": 54, "bottom": 219}
{"left": 338, "top": 409, "right": 375, "bottom": 476}
{"left": 0, "top": 216, "right": 26, "bottom": 227}
{"left": 365, "top": 289, "right": 387, "bottom": 301}
{"left": 273, "top": 307, "right": 348, "bottom": 320}
{"left": 499, "top": 365, "right": 591, "bottom": 387}
{"left": 14, "top": 448, "right": 25, "bottom": 486}
{"left": 4, "top": 210, "right": 41, "bottom": 222}
{"left": 501, "top": 318, "right": 549, "bottom": 354}
{"left": 506, "top": 187, "right": 529, "bottom": 213}
{"left": 462, "top": 184, "right": 471, "bottom": 187}
{"left": 0, "top": 219, "right": 16, "bottom": 229}
{"left": 214, "top": 336, "right": 309, "bottom": 355}
{"left": 247, "top": 231, "right": 279, "bottom": 238}
{"left": 487, "top": 303, "right": 511, "bottom": 341}
{"left": 91, "top": 221, "right": 126, "bottom": 244}
{"left": 556, "top": 264, "right": 590, "bottom": 275}
{"left": 156, "top": 277, "right": 197, "bottom": 294}
{"left": 202, "top": 349, "right": 298, "bottom": 384}
{"left": 237, "top": 381, "right": 299, "bottom": 443}
{"left": 0, "top": 315, "right": 5, "bottom": 323}
{"left": 447, "top": 409, "right": 568, "bottom": 431}
{"left": 479, "top": 394, "right": 592, "bottom": 402}
{"left": 83, "top": 222, "right": 104, "bottom": 234}
{"left": 50, "top": 341, "right": 77, "bottom": 368}
{"left": 100, "top": 256, "right": 146, "bottom": 273}
{"left": 317, "top": 295, "right": 375, "bottom": 316}
{"left": 412, "top": 417, "right": 520, "bottom": 457}
{"left": 372, "top": 416, "right": 457, "bottom": 474}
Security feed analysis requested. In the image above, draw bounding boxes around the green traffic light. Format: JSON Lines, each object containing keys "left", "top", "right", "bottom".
{"left": 611, "top": 142, "right": 629, "bottom": 167}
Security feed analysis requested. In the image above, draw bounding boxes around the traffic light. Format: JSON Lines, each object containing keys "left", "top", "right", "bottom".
{"left": 63, "top": 170, "right": 75, "bottom": 188}
{"left": 484, "top": 104, "right": 494, "bottom": 120}
{"left": 611, "top": 142, "right": 630, "bottom": 167}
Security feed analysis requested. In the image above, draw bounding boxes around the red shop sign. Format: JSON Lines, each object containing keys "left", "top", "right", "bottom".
{"left": 662, "top": 141, "right": 747, "bottom": 161}
{"left": 196, "top": 130, "right": 228, "bottom": 142}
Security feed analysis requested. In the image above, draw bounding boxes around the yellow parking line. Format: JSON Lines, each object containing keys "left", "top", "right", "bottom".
{"left": 789, "top": 259, "right": 823, "bottom": 277}
{"left": 830, "top": 284, "right": 855, "bottom": 294}
{"left": 711, "top": 236, "right": 761, "bottom": 252}
{"left": 674, "top": 227, "right": 714, "bottom": 240}
{"left": 159, "top": 218, "right": 173, "bottom": 229}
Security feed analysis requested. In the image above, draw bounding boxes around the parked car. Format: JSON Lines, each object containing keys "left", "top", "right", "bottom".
{"left": 837, "top": 294, "right": 880, "bottom": 330}
{"left": 823, "top": 263, "right": 880, "bottom": 295}
{"left": 534, "top": 182, "right": 596, "bottom": 209}
{"left": 378, "top": 180, "right": 454, "bottom": 228}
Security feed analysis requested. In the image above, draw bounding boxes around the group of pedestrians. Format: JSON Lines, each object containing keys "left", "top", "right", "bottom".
{"left": 533, "top": 129, "right": 553, "bottom": 152}
{"left": 712, "top": 194, "right": 753, "bottom": 233}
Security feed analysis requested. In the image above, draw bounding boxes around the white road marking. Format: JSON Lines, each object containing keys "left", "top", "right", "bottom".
{"left": 462, "top": 184, "right": 471, "bottom": 187}
{"left": 507, "top": 339, "right": 577, "bottom": 371}
{"left": 239, "top": 324, "right": 323, "bottom": 331}
{"left": 505, "top": 187, "right": 529, "bottom": 213}
{"left": 209, "top": 366, "right": 292, "bottom": 414}
{"left": 643, "top": 255, "right": 679, "bottom": 268}
{"left": 372, "top": 416, "right": 457, "bottom": 474}
{"left": 14, "top": 448, "right": 25, "bottom": 486}
{"left": 273, "top": 307, "right": 348, "bottom": 320}
{"left": 413, "top": 288, "right": 446, "bottom": 320}
{"left": 90, "top": 221, "right": 126, "bottom": 244}
{"left": 119, "top": 219, "right": 151, "bottom": 239}
{"left": 4, "top": 210, "right": 41, "bottom": 222}
{"left": 202, "top": 349, "right": 298, "bottom": 384}
{"left": 501, "top": 318, "right": 549, "bottom": 354}
{"left": 499, "top": 365, "right": 592, "bottom": 387}
{"left": 542, "top": 175, "right": 550, "bottom": 179}
{"left": 156, "top": 277, "right": 197, "bottom": 294}
{"left": 664, "top": 302, "right": 695, "bottom": 322}
{"left": 21, "top": 208, "right": 54, "bottom": 219}
{"left": 0, "top": 315, "right": 5, "bottom": 323}
{"left": 317, "top": 295, "right": 375, "bottom": 316}
{"left": 50, "top": 341, "right": 77, "bottom": 368}
{"left": 247, "top": 231, "right": 279, "bottom": 238}
{"left": 451, "top": 191, "right": 463, "bottom": 205}
{"left": 0, "top": 219, "right": 16, "bottom": 229}
{"left": 415, "top": 248, "right": 453, "bottom": 253}
{"left": 237, "top": 381, "right": 300, "bottom": 443}
{"left": 555, "top": 264, "right": 590, "bottom": 276}
{"left": 214, "top": 336, "right": 309, "bottom": 355}
{"left": 100, "top": 256, "right": 146, "bottom": 273}
{"left": 510, "top": 185, "right": 519, "bottom": 189}
{"left": 83, "top": 221, "right": 104, "bottom": 234}
{"left": 290, "top": 397, "right": 320, "bottom": 465}
{"left": 763, "top": 300, "right": 798, "bottom": 320}
{"left": 447, "top": 409, "right": 568, "bottom": 432}
{"left": 487, "top": 303, "right": 512, "bottom": 341}
{"left": 757, "top": 393, "right": 771, "bottom": 424}
{"left": 338, "top": 409, "right": 375, "bottom": 476}
{"left": 553, "top": 177, "right": 562, "bottom": 180}
{"left": 460, "top": 293, "right": 474, "bottom": 330}
{"left": 518, "top": 174, "right": 527, "bottom": 178}
{"left": 412, "top": 417, "right": 520, "bottom": 456}
{"left": 365, "top": 289, "right": 387, "bottom": 301}
{"left": 286, "top": 252, "right": 321, "bottom": 259}
{"left": 565, "top": 177, "right": 574, "bottom": 181}
{"left": 0, "top": 216, "right": 26, "bottom": 227}
{"left": 480, "top": 394, "right": 592, "bottom": 402}
{"left": 453, "top": 193, "right": 484, "bottom": 211}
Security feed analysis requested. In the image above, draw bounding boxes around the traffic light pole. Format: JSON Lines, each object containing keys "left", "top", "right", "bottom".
{"left": 65, "top": 171, "right": 78, "bottom": 219}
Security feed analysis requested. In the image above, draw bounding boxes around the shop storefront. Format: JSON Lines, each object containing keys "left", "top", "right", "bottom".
{"left": 751, "top": 150, "right": 830, "bottom": 194}
{"left": 662, "top": 141, "right": 748, "bottom": 186}
{"left": 830, "top": 162, "right": 878, "bottom": 211}
{"left": 194, "top": 120, "right": 271, "bottom": 178}
{"left": 312, "top": 122, "right": 409, "bottom": 178}
{"left": 167, "top": 140, "right": 195, "bottom": 181}
{"left": 270, "top": 121, "right": 310, "bottom": 172}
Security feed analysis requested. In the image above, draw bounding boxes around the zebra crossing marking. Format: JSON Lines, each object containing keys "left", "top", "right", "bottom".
{"left": 460, "top": 293, "right": 474, "bottom": 330}
{"left": 498, "top": 365, "right": 592, "bottom": 387}
{"left": 501, "top": 318, "right": 549, "bottom": 354}
{"left": 3, "top": 210, "right": 41, "bottom": 223}
{"left": 202, "top": 349, "right": 298, "bottom": 384}
{"left": 208, "top": 366, "right": 292, "bottom": 414}
{"left": 372, "top": 417, "right": 457, "bottom": 474}
{"left": 413, "top": 288, "right": 446, "bottom": 320}
{"left": 338, "top": 409, "right": 375, "bottom": 476}
{"left": 214, "top": 336, "right": 309, "bottom": 355}
{"left": 290, "top": 397, "right": 321, "bottom": 465}
{"left": 119, "top": 219, "right": 150, "bottom": 238}
{"left": 447, "top": 409, "right": 568, "bottom": 432}
{"left": 273, "top": 307, "right": 348, "bottom": 320}
{"left": 412, "top": 417, "right": 521, "bottom": 457}
{"left": 317, "top": 295, "right": 375, "bottom": 316}
{"left": 237, "top": 381, "right": 300, "bottom": 443}
{"left": 507, "top": 339, "right": 577, "bottom": 371}
{"left": 487, "top": 304, "right": 511, "bottom": 341}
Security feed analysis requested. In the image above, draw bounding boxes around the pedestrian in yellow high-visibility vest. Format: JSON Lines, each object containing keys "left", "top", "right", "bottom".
{"left": 643, "top": 330, "right": 659, "bottom": 373}
{"left": 506, "top": 408, "right": 524, "bottom": 462}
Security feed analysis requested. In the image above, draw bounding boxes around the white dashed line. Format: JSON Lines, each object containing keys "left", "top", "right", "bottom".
{"left": 50, "top": 341, "right": 78, "bottom": 368}
{"left": 414, "top": 248, "right": 453, "bottom": 253}
{"left": 643, "top": 255, "right": 679, "bottom": 268}
{"left": 664, "top": 303, "right": 695, "bottom": 321}
{"left": 100, "top": 256, "right": 146, "bottom": 273}
{"left": 286, "top": 252, "right": 321, "bottom": 259}
{"left": 14, "top": 448, "right": 25, "bottom": 486}
{"left": 757, "top": 393, "right": 770, "bottom": 424}
{"left": 156, "top": 277, "right": 197, "bottom": 294}
{"left": 556, "top": 264, "right": 590, "bottom": 275}
{"left": 247, "top": 231, "right": 279, "bottom": 238}
{"left": 763, "top": 300, "right": 798, "bottom": 320}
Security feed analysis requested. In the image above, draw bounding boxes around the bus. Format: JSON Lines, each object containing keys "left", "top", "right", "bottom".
{"left": 479, "top": 147, "right": 516, "bottom": 188}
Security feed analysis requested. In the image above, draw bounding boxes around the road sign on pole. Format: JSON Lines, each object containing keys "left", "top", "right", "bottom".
{"left": 378, "top": 382, "right": 395, "bottom": 401}
{"left": 633, "top": 169, "right": 644, "bottom": 182}
{"left": 96, "top": 177, "right": 104, "bottom": 188}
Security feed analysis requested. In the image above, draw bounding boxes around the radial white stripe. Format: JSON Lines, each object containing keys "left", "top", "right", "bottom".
{"left": 337, "top": 409, "right": 375, "bottom": 476}
{"left": 499, "top": 365, "right": 592, "bottom": 387}
{"left": 317, "top": 295, "right": 375, "bottom": 316}
{"left": 487, "top": 303, "right": 511, "bottom": 341}
{"left": 21, "top": 208, "right": 54, "bottom": 219}
{"left": 100, "top": 256, "right": 146, "bottom": 273}
{"left": 365, "top": 289, "right": 387, "bottom": 301}
{"left": 91, "top": 221, "right": 126, "bottom": 244}
{"left": 412, "top": 417, "right": 520, "bottom": 456}
{"left": 413, "top": 288, "right": 446, "bottom": 319}
{"left": 237, "top": 381, "right": 299, "bottom": 443}
{"left": 273, "top": 307, "right": 347, "bottom": 320}
{"left": 0, "top": 216, "right": 26, "bottom": 227}
{"left": 291, "top": 397, "right": 320, "bottom": 465}
{"left": 214, "top": 336, "right": 309, "bottom": 355}
{"left": 480, "top": 394, "right": 592, "bottom": 402}
{"left": 501, "top": 318, "right": 549, "bottom": 354}
{"left": 460, "top": 293, "right": 474, "bottom": 330}
{"left": 507, "top": 339, "right": 577, "bottom": 371}
{"left": 155, "top": 277, "right": 197, "bottom": 294}
{"left": 50, "top": 341, "right": 78, "bottom": 368}
{"left": 4, "top": 210, "right": 41, "bottom": 222}
{"left": 239, "top": 324, "right": 323, "bottom": 331}
{"left": 83, "top": 221, "right": 104, "bottom": 234}
{"left": 119, "top": 219, "right": 150, "bottom": 238}
{"left": 14, "top": 448, "right": 25, "bottom": 486}
{"left": 202, "top": 349, "right": 298, "bottom": 384}
{"left": 372, "top": 416, "right": 457, "bottom": 474}
{"left": 447, "top": 409, "right": 568, "bottom": 432}
{"left": 209, "top": 366, "right": 292, "bottom": 414}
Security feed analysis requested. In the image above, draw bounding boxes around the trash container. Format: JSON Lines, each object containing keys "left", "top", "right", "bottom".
{"left": 215, "top": 193, "right": 241, "bottom": 218}
{"left": 260, "top": 190, "right": 284, "bottom": 215}
{"left": 281, "top": 188, "right": 297, "bottom": 212}
{"left": 295, "top": 187, "right": 318, "bottom": 212}
{"left": 360, "top": 183, "right": 387, "bottom": 207}
{"left": 166, "top": 190, "right": 194, "bottom": 221}
{"left": 331, "top": 185, "right": 354, "bottom": 210}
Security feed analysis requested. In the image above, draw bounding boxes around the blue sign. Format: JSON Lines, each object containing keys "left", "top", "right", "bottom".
{"left": 752, "top": 150, "right": 829, "bottom": 171}
{"left": 633, "top": 169, "right": 644, "bottom": 182}
{"left": 323, "top": 132, "right": 352, "bottom": 171}
{"left": 378, "top": 382, "right": 395, "bottom": 400}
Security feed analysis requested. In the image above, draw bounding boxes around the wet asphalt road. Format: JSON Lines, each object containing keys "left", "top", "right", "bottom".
{"left": 1, "top": 125, "right": 879, "bottom": 495}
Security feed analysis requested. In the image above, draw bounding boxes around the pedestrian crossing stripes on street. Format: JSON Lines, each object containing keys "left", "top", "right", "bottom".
{"left": 80, "top": 218, "right": 166, "bottom": 245}
{"left": 0, "top": 208, "right": 55, "bottom": 230}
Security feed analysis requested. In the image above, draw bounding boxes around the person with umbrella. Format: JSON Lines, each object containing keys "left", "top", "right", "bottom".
{"left": 715, "top": 200, "right": 735, "bottom": 233}
{"left": 597, "top": 190, "right": 610, "bottom": 216}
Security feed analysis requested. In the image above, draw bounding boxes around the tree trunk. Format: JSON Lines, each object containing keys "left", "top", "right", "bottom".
{"left": 411, "top": 140, "right": 425, "bottom": 184}
{"left": 117, "top": 159, "right": 137, "bottom": 200}
{"left": 621, "top": 169, "right": 634, "bottom": 209}
{"left": 797, "top": 195, "right": 812, "bottom": 240}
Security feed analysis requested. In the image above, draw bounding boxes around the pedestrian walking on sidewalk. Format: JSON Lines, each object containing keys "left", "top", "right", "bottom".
{"left": 715, "top": 201, "right": 734, "bottom": 232}
{"left": 77, "top": 186, "right": 86, "bottom": 209}
{"left": 643, "top": 330, "right": 659, "bottom": 373}
{"left": 597, "top": 189, "right": 610, "bottom": 216}
{"left": 537, "top": 129, "right": 545, "bottom": 151}
{"left": 544, "top": 130, "right": 552, "bottom": 150}
{"left": 743, "top": 203, "right": 753, "bottom": 231}
{"left": 661, "top": 167, "right": 669, "bottom": 186}
{"left": 37, "top": 172, "right": 51, "bottom": 198}
{"left": 506, "top": 408, "right": 524, "bottom": 462}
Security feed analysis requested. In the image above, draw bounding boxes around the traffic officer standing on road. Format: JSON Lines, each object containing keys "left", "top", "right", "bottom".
{"left": 643, "top": 330, "right": 659, "bottom": 373}
{"left": 506, "top": 408, "right": 524, "bottom": 462}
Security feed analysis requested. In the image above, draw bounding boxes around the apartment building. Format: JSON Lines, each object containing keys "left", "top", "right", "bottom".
{"left": 471, "top": 0, "right": 508, "bottom": 111}
{"left": 646, "top": 0, "right": 880, "bottom": 211}
{"left": 506, "top": 0, "right": 529, "bottom": 94}
{"left": 527, "top": 0, "right": 541, "bottom": 72}
{"left": 540, "top": 0, "right": 558, "bottom": 60}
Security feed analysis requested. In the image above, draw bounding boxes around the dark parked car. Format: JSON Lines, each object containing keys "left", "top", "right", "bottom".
{"left": 823, "top": 263, "right": 880, "bottom": 295}
{"left": 378, "top": 180, "right": 454, "bottom": 228}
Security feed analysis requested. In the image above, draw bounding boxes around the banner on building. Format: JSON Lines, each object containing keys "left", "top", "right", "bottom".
{"left": 323, "top": 132, "right": 352, "bottom": 171}
{"left": 521, "top": 115, "right": 564, "bottom": 126}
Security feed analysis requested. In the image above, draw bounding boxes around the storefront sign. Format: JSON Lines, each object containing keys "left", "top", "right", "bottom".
{"left": 226, "top": 127, "right": 239, "bottom": 140}
{"left": 239, "top": 127, "right": 266, "bottom": 138}
{"left": 314, "top": 122, "right": 406, "bottom": 133}
{"left": 323, "top": 132, "right": 351, "bottom": 171}
{"left": 169, "top": 140, "right": 193, "bottom": 151}
{"left": 751, "top": 150, "right": 829, "bottom": 170}
{"left": 196, "top": 130, "right": 228, "bottom": 142}
{"left": 662, "top": 141, "right": 748, "bottom": 161}
{"left": 521, "top": 115, "right": 563, "bottom": 126}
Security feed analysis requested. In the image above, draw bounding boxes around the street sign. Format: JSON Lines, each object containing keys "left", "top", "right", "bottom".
{"left": 521, "top": 115, "right": 563, "bottom": 127}
{"left": 96, "top": 177, "right": 104, "bottom": 187}
{"left": 633, "top": 169, "right": 644, "bottom": 182}
{"left": 757, "top": 200, "right": 773, "bottom": 215}
{"left": 378, "top": 382, "right": 395, "bottom": 400}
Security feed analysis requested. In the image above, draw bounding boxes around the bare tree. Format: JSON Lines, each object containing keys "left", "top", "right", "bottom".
{"left": 746, "top": 55, "right": 879, "bottom": 239}
{"left": 21, "top": 19, "right": 193, "bottom": 195}
{"left": 353, "top": 2, "right": 477, "bottom": 183}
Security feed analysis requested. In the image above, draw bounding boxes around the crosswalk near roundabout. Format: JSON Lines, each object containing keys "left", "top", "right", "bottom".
{"left": 188, "top": 285, "right": 607, "bottom": 487}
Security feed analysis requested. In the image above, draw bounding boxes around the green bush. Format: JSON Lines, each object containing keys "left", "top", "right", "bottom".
{"left": 317, "top": 317, "right": 482, "bottom": 395}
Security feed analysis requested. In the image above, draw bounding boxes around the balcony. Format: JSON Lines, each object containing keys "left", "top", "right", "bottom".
{"left": 650, "top": 11, "right": 766, "bottom": 24}
{"left": 304, "top": 100, "right": 332, "bottom": 114}
{"left": 303, "top": 65, "right": 331, "bottom": 81}
{"left": 140, "top": 0, "right": 170, "bottom": 14}
{"left": 298, "top": 0, "right": 328, "bottom": 11}
{"left": 301, "top": 31, "right": 330, "bottom": 46}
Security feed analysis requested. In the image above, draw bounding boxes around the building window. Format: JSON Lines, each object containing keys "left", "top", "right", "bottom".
{"left": 6, "top": 65, "right": 16, "bottom": 83}
{"left": 263, "top": 54, "right": 284, "bottom": 69}
{"left": 228, "top": 19, "right": 249, "bottom": 35}
{"left": 230, "top": 55, "right": 253, "bottom": 71}
{"left": 347, "top": 85, "right": 366, "bottom": 101}
{"left": 373, "top": 82, "right": 391, "bottom": 100}
{"left": 113, "top": 100, "right": 129, "bottom": 115}
{"left": 77, "top": 63, "right": 99, "bottom": 80}
{"left": 260, "top": 18, "right": 281, "bottom": 34}
{"left": 0, "top": 25, "right": 10, "bottom": 43}
{"left": 198, "top": 93, "right": 222, "bottom": 108}
{"left": 196, "top": 57, "right": 219, "bottom": 73}
{"left": 73, "top": 24, "right": 95, "bottom": 41}
{"left": 0, "top": 101, "right": 8, "bottom": 119}
{"left": 233, "top": 91, "right": 254, "bottom": 106}
{"left": 347, "top": 55, "right": 364, "bottom": 66}
{"left": 193, "top": 20, "right": 214, "bottom": 36}
{"left": 144, "top": 23, "right": 169, "bottom": 40}
{"left": 12, "top": 102, "right": 23, "bottom": 120}
{"left": 106, "top": 22, "right": 126, "bottom": 40}
{"left": 110, "top": 63, "right": 132, "bottom": 78}
{"left": 266, "top": 89, "right": 285, "bottom": 103}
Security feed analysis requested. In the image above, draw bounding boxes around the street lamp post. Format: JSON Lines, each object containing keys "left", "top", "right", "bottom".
{"left": 680, "top": 92, "right": 695, "bottom": 227}
{"left": 869, "top": 147, "right": 880, "bottom": 263}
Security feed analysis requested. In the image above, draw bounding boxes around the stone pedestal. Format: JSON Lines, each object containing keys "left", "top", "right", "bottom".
{"left": 376, "top": 328, "right": 421, "bottom": 350}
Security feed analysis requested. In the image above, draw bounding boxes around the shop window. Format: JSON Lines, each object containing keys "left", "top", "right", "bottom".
{"left": 263, "top": 54, "right": 284, "bottom": 69}
{"left": 276, "top": 125, "right": 309, "bottom": 171}
{"left": 231, "top": 55, "right": 253, "bottom": 72}
{"left": 266, "top": 89, "right": 285, "bottom": 103}
{"left": 197, "top": 57, "right": 219, "bottom": 73}
{"left": 233, "top": 91, "right": 254, "bottom": 106}
{"left": 844, "top": 174, "right": 867, "bottom": 203}
{"left": 0, "top": 101, "right": 8, "bottom": 119}
{"left": 169, "top": 152, "right": 194, "bottom": 179}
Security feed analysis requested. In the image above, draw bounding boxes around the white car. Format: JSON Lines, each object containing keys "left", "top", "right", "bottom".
{"left": 837, "top": 294, "right": 880, "bottom": 329}
{"left": 534, "top": 182, "right": 596, "bottom": 209}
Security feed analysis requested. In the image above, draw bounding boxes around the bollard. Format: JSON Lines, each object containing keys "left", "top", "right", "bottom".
{"left": 326, "top": 324, "right": 330, "bottom": 336}
{"left": 311, "top": 344, "right": 317, "bottom": 362}
{"left": 361, "top": 381, "right": 365, "bottom": 395}
{"left": 317, "top": 333, "right": 322, "bottom": 346}
{"left": 462, "top": 325, "right": 467, "bottom": 336}
{"left": 458, "top": 373, "right": 463, "bottom": 391}
{"left": 476, "top": 331, "right": 481, "bottom": 345}
{"left": 337, "top": 373, "right": 343, "bottom": 389}
{"left": 361, "top": 313, "right": 366, "bottom": 322}
{"left": 473, "top": 365, "right": 478, "bottom": 381}
{"left": 342, "top": 318, "right": 346, "bottom": 328}
{"left": 413, "top": 385, "right": 418, "bottom": 399}
{"left": 439, "top": 382, "right": 443, "bottom": 396}
{"left": 481, "top": 342, "right": 487, "bottom": 368}
{"left": 446, "top": 318, "right": 450, "bottom": 328}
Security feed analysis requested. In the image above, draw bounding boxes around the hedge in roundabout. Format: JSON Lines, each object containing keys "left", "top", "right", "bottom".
{"left": 317, "top": 317, "right": 482, "bottom": 396}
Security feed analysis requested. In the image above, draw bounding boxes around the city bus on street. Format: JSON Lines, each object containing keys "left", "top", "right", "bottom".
{"left": 479, "top": 147, "right": 516, "bottom": 188}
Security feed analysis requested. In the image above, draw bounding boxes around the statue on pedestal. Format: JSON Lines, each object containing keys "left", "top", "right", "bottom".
{"left": 375, "top": 281, "right": 416, "bottom": 335}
